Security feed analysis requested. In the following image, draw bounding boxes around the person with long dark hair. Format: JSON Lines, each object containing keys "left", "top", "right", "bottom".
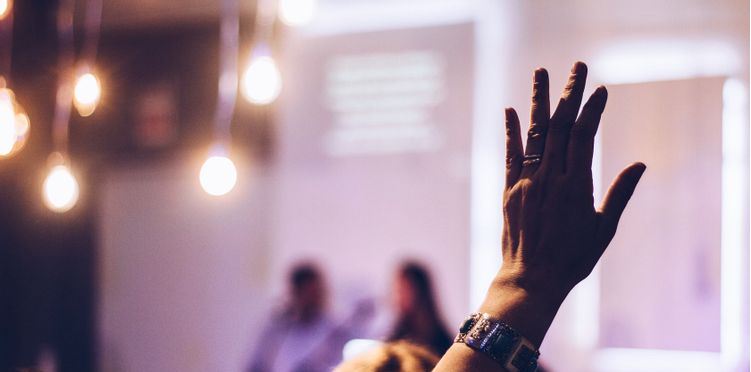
{"left": 388, "top": 262, "right": 453, "bottom": 355}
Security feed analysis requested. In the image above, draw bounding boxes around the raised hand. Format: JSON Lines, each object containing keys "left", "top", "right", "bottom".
{"left": 500, "top": 62, "right": 645, "bottom": 302}
{"left": 434, "top": 63, "right": 645, "bottom": 372}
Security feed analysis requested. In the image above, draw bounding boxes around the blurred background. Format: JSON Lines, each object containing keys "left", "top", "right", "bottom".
{"left": 0, "top": 0, "right": 748, "bottom": 371}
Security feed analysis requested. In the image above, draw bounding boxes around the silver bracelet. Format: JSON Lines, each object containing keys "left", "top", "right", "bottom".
{"left": 454, "top": 313, "right": 539, "bottom": 372}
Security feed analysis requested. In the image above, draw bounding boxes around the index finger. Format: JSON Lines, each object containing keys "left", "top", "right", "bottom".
{"left": 505, "top": 107, "right": 524, "bottom": 189}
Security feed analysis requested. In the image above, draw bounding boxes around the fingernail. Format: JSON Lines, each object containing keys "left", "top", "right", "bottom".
{"left": 635, "top": 162, "right": 647, "bottom": 175}
{"left": 534, "top": 68, "right": 547, "bottom": 80}
{"left": 571, "top": 61, "right": 588, "bottom": 74}
{"left": 595, "top": 85, "right": 608, "bottom": 98}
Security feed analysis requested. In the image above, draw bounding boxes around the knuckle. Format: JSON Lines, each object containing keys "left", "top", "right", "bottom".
{"left": 563, "top": 83, "right": 579, "bottom": 95}
{"left": 527, "top": 123, "right": 545, "bottom": 139}
{"left": 502, "top": 190, "right": 522, "bottom": 211}
{"left": 528, "top": 174, "right": 548, "bottom": 190}
{"left": 532, "top": 90, "right": 545, "bottom": 102}
{"left": 515, "top": 178, "right": 534, "bottom": 192}
{"left": 505, "top": 155, "right": 518, "bottom": 169}
{"left": 502, "top": 197, "right": 513, "bottom": 212}
{"left": 569, "top": 73, "right": 585, "bottom": 88}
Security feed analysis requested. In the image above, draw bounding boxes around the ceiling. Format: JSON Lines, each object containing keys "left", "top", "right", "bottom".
{"left": 97, "top": 0, "right": 258, "bottom": 30}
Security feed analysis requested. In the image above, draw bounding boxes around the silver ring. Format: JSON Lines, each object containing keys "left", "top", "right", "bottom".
{"left": 522, "top": 154, "right": 542, "bottom": 167}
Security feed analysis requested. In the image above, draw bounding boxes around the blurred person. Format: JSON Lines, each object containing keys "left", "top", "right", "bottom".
{"left": 434, "top": 62, "right": 645, "bottom": 371}
{"left": 334, "top": 341, "right": 440, "bottom": 372}
{"left": 387, "top": 262, "right": 453, "bottom": 355}
{"left": 248, "top": 263, "right": 351, "bottom": 372}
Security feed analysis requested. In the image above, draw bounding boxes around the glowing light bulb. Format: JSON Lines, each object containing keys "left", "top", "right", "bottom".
{"left": 0, "top": 0, "right": 11, "bottom": 20}
{"left": 73, "top": 72, "right": 101, "bottom": 117}
{"left": 0, "top": 90, "right": 15, "bottom": 155}
{"left": 241, "top": 53, "right": 282, "bottom": 105}
{"left": 200, "top": 154, "right": 237, "bottom": 196}
{"left": 0, "top": 86, "right": 29, "bottom": 158}
{"left": 15, "top": 112, "right": 29, "bottom": 138}
{"left": 279, "top": 0, "right": 316, "bottom": 26}
{"left": 43, "top": 164, "right": 80, "bottom": 212}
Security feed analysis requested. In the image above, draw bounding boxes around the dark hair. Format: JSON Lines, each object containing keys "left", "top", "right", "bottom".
{"left": 289, "top": 263, "right": 321, "bottom": 293}
{"left": 334, "top": 341, "right": 440, "bottom": 372}
{"left": 389, "top": 261, "right": 452, "bottom": 355}
{"left": 399, "top": 262, "right": 439, "bottom": 314}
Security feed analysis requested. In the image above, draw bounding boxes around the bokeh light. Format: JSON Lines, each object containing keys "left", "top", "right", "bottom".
{"left": 0, "top": 90, "right": 16, "bottom": 155}
{"left": 0, "top": 0, "right": 11, "bottom": 20}
{"left": 73, "top": 72, "right": 101, "bottom": 117}
{"left": 199, "top": 154, "right": 238, "bottom": 196}
{"left": 241, "top": 55, "right": 282, "bottom": 105}
{"left": 0, "top": 86, "right": 30, "bottom": 158}
{"left": 43, "top": 163, "right": 80, "bottom": 213}
{"left": 278, "top": 0, "right": 317, "bottom": 27}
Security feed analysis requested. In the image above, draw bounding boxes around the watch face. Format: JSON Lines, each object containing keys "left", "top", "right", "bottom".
{"left": 488, "top": 325, "right": 519, "bottom": 356}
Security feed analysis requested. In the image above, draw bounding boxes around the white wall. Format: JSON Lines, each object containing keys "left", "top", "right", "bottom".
{"left": 99, "top": 158, "right": 272, "bottom": 372}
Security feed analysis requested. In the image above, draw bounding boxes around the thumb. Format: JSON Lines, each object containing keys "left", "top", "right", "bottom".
{"left": 597, "top": 162, "right": 646, "bottom": 247}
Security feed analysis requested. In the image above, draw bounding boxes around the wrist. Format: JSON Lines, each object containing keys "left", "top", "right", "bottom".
{"left": 477, "top": 272, "right": 569, "bottom": 347}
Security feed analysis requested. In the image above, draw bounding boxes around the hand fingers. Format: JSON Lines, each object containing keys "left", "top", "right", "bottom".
{"left": 596, "top": 162, "right": 647, "bottom": 247}
{"left": 505, "top": 108, "right": 524, "bottom": 189}
{"left": 567, "top": 86, "right": 608, "bottom": 178}
{"left": 543, "top": 61, "right": 588, "bottom": 174}
{"left": 520, "top": 68, "right": 550, "bottom": 178}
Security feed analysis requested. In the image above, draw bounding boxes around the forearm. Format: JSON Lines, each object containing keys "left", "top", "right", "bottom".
{"left": 433, "top": 274, "right": 566, "bottom": 371}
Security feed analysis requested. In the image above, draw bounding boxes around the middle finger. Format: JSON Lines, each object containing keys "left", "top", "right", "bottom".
{"left": 520, "top": 68, "right": 550, "bottom": 178}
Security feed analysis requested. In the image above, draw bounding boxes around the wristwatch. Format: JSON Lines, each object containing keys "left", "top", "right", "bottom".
{"left": 454, "top": 313, "right": 539, "bottom": 372}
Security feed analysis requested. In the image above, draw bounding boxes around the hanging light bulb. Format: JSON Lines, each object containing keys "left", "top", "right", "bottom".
{"left": 0, "top": 0, "right": 11, "bottom": 20}
{"left": 0, "top": 82, "right": 30, "bottom": 158}
{"left": 73, "top": 70, "right": 101, "bottom": 117}
{"left": 241, "top": 45, "right": 282, "bottom": 105}
{"left": 199, "top": 145, "right": 237, "bottom": 196}
{"left": 43, "top": 153, "right": 80, "bottom": 212}
{"left": 0, "top": 89, "right": 15, "bottom": 155}
{"left": 43, "top": 165, "right": 79, "bottom": 212}
{"left": 278, "top": 0, "right": 317, "bottom": 26}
